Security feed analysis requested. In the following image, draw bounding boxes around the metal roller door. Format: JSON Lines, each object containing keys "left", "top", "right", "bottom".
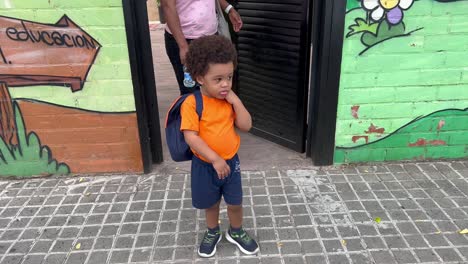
{"left": 235, "top": 0, "right": 311, "bottom": 152}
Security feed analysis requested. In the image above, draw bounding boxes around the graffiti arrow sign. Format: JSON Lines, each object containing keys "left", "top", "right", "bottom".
{"left": 0, "top": 15, "right": 101, "bottom": 91}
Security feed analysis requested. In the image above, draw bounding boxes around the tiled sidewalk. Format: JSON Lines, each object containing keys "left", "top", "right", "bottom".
{"left": 0, "top": 161, "right": 468, "bottom": 264}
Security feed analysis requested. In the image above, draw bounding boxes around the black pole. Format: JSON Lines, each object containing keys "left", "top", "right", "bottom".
{"left": 133, "top": 0, "right": 164, "bottom": 164}
{"left": 307, "top": 0, "right": 347, "bottom": 165}
{"left": 123, "top": 0, "right": 163, "bottom": 173}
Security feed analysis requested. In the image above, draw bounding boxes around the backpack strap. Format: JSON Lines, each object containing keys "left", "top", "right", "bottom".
{"left": 193, "top": 90, "right": 203, "bottom": 120}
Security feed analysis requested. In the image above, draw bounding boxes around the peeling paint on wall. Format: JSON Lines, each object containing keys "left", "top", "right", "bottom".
{"left": 351, "top": 105, "right": 360, "bottom": 119}
{"left": 408, "top": 138, "right": 447, "bottom": 147}
{"left": 335, "top": 0, "right": 468, "bottom": 163}
{"left": 365, "top": 124, "right": 385, "bottom": 134}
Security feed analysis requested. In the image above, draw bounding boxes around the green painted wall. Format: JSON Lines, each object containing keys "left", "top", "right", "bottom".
{"left": 335, "top": 0, "right": 468, "bottom": 163}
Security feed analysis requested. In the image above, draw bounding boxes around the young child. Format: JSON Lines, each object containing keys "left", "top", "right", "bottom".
{"left": 181, "top": 35, "right": 259, "bottom": 258}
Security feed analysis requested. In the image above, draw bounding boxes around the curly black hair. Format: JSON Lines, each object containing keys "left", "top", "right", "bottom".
{"left": 185, "top": 35, "right": 237, "bottom": 80}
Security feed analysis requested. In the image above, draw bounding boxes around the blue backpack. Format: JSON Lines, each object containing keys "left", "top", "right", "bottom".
{"left": 165, "top": 90, "right": 203, "bottom": 161}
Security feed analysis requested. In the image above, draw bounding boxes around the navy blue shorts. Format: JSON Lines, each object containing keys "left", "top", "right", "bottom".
{"left": 191, "top": 154, "right": 243, "bottom": 209}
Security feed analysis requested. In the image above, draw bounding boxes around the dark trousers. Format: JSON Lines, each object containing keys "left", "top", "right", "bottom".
{"left": 164, "top": 31, "right": 199, "bottom": 95}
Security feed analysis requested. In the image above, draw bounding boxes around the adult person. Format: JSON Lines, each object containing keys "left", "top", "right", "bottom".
{"left": 161, "top": 0, "right": 243, "bottom": 95}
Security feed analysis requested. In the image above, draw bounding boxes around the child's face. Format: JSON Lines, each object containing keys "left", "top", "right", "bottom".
{"left": 196, "top": 62, "right": 234, "bottom": 100}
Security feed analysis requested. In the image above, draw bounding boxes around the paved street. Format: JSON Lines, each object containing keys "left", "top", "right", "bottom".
{"left": 0, "top": 161, "right": 468, "bottom": 263}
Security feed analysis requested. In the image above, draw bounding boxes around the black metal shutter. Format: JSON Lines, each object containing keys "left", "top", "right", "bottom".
{"left": 236, "top": 0, "right": 311, "bottom": 152}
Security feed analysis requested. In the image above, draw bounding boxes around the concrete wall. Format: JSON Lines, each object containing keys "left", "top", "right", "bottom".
{"left": 334, "top": 0, "right": 468, "bottom": 163}
{"left": 0, "top": 0, "right": 143, "bottom": 176}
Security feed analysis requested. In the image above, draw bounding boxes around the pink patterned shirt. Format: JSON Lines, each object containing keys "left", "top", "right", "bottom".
{"left": 166, "top": 0, "right": 218, "bottom": 39}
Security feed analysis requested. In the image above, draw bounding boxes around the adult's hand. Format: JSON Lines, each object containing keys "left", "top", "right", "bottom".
{"left": 228, "top": 9, "right": 243, "bottom": 32}
{"left": 179, "top": 44, "right": 189, "bottom": 65}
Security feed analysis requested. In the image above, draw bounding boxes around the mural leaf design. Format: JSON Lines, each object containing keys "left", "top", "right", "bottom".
{"left": 347, "top": 17, "right": 379, "bottom": 38}
{"left": 0, "top": 130, "right": 13, "bottom": 160}
{"left": 15, "top": 100, "right": 27, "bottom": 155}
{"left": 0, "top": 102, "right": 70, "bottom": 177}
{"left": 361, "top": 20, "right": 406, "bottom": 47}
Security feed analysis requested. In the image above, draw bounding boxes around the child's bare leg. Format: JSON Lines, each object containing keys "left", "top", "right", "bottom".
{"left": 199, "top": 201, "right": 222, "bottom": 258}
{"left": 226, "top": 204, "right": 259, "bottom": 254}
{"left": 227, "top": 204, "right": 243, "bottom": 228}
{"left": 205, "top": 201, "right": 221, "bottom": 229}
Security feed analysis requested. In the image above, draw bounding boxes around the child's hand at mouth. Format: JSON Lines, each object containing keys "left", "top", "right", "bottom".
{"left": 225, "top": 90, "right": 240, "bottom": 104}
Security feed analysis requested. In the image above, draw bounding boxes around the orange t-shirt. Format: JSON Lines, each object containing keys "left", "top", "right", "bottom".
{"left": 180, "top": 94, "right": 240, "bottom": 161}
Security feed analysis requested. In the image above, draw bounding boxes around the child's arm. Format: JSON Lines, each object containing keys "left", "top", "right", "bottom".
{"left": 183, "top": 130, "right": 231, "bottom": 179}
{"left": 226, "top": 91, "right": 252, "bottom": 132}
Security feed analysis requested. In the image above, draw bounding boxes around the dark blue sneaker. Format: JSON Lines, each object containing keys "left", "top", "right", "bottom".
{"left": 226, "top": 228, "right": 259, "bottom": 255}
{"left": 198, "top": 230, "right": 222, "bottom": 258}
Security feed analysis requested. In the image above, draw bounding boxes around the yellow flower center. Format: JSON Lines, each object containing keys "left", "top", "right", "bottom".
{"left": 379, "top": 0, "right": 399, "bottom": 9}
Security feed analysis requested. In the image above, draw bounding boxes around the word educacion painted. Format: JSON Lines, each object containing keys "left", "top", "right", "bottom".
{"left": 6, "top": 22, "right": 97, "bottom": 49}
{"left": 0, "top": 15, "right": 101, "bottom": 91}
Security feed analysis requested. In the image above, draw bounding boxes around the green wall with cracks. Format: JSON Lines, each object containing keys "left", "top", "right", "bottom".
{"left": 335, "top": 0, "right": 468, "bottom": 163}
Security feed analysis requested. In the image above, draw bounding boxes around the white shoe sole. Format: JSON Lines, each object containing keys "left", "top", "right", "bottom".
{"left": 225, "top": 231, "right": 260, "bottom": 255}
{"left": 198, "top": 234, "right": 222, "bottom": 258}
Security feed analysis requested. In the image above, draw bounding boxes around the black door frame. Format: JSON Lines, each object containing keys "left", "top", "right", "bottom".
{"left": 123, "top": 0, "right": 163, "bottom": 173}
{"left": 306, "top": 0, "right": 347, "bottom": 165}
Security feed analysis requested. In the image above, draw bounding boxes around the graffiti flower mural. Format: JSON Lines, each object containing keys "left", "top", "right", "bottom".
{"left": 363, "top": 0, "right": 414, "bottom": 24}
{"left": 347, "top": 0, "right": 422, "bottom": 55}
